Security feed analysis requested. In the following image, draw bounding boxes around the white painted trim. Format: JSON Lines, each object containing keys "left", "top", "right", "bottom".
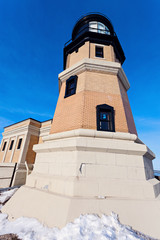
{"left": 25, "top": 161, "right": 29, "bottom": 176}
{"left": 18, "top": 133, "right": 29, "bottom": 164}
{"left": 0, "top": 138, "right": 3, "bottom": 151}
{"left": 94, "top": 43, "right": 105, "bottom": 47}
{"left": 28, "top": 125, "right": 40, "bottom": 136}
{"left": 3, "top": 125, "right": 40, "bottom": 138}
{"left": 43, "top": 129, "right": 137, "bottom": 142}
{"left": 2, "top": 138, "right": 10, "bottom": 163}
{"left": 0, "top": 162, "right": 15, "bottom": 167}
{"left": 9, "top": 136, "right": 18, "bottom": 163}
{"left": 35, "top": 129, "right": 155, "bottom": 160}
{"left": 58, "top": 58, "right": 130, "bottom": 90}
{"left": 40, "top": 126, "right": 51, "bottom": 137}
{"left": 94, "top": 57, "right": 106, "bottom": 60}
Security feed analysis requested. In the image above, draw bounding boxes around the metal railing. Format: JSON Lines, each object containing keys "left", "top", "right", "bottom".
{"left": 64, "top": 25, "right": 114, "bottom": 47}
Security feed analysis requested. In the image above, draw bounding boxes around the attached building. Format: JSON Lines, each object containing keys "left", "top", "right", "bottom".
{"left": 0, "top": 118, "right": 52, "bottom": 188}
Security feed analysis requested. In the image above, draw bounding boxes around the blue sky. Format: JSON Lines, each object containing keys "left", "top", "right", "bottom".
{"left": 0, "top": 0, "right": 160, "bottom": 169}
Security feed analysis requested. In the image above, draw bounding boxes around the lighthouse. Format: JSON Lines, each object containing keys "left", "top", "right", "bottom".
{"left": 3, "top": 13, "right": 160, "bottom": 239}
{"left": 50, "top": 13, "right": 137, "bottom": 135}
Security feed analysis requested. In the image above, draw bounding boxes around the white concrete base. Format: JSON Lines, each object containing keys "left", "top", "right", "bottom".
{"left": 2, "top": 129, "right": 160, "bottom": 238}
{"left": 3, "top": 185, "right": 160, "bottom": 238}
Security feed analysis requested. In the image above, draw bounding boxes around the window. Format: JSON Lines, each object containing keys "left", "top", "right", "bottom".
{"left": 9, "top": 140, "right": 14, "bottom": 150}
{"left": 89, "top": 21, "right": 97, "bottom": 33}
{"left": 89, "top": 21, "right": 110, "bottom": 35}
{"left": 64, "top": 75, "right": 78, "bottom": 98}
{"left": 96, "top": 104, "right": 115, "bottom": 132}
{"left": 2, "top": 141, "right": 7, "bottom": 151}
{"left": 17, "top": 138, "right": 22, "bottom": 149}
{"left": 95, "top": 46, "right": 104, "bottom": 58}
{"left": 76, "top": 23, "right": 89, "bottom": 38}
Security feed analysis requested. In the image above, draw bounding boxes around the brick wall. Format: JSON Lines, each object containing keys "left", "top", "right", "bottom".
{"left": 67, "top": 42, "right": 89, "bottom": 68}
{"left": 67, "top": 43, "right": 116, "bottom": 69}
{"left": 50, "top": 70, "right": 132, "bottom": 134}
{"left": 26, "top": 135, "right": 39, "bottom": 164}
{"left": 119, "top": 80, "right": 137, "bottom": 135}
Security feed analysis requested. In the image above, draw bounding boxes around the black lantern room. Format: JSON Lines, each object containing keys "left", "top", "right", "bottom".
{"left": 63, "top": 13, "right": 125, "bottom": 69}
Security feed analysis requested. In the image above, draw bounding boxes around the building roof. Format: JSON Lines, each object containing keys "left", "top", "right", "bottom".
{"left": 4, "top": 118, "right": 53, "bottom": 129}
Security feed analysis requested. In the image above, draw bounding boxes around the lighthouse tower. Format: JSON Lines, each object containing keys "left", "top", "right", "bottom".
{"left": 3, "top": 14, "right": 160, "bottom": 238}
{"left": 50, "top": 13, "right": 137, "bottom": 135}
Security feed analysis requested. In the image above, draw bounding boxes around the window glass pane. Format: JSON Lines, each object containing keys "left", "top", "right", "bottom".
{"left": 9, "top": 140, "right": 14, "bottom": 150}
{"left": 96, "top": 46, "right": 104, "bottom": 58}
{"left": 105, "top": 26, "right": 110, "bottom": 35}
{"left": 89, "top": 21, "right": 97, "bottom": 32}
{"left": 76, "top": 23, "right": 89, "bottom": 38}
{"left": 89, "top": 21, "right": 110, "bottom": 35}
{"left": 100, "top": 112, "right": 109, "bottom": 121}
{"left": 2, "top": 141, "right": 7, "bottom": 151}
{"left": 67, "top": 80, "right": 75, "bottom": 96}
{"left": 98, "top": 22, "right": 105, "bottom": 34}
{"left": 68, "top": 80, "right": 75, "bottom": 89}
{"left": 100, "top": 121, "right": 110, "bottom": 131}
{"left": 64, "top": 75, "right": 77, "bottom": 98}
{"left": 17, "top": 138, "right": 22, "bottom": 149}
{"left": 70, "top": 88, "right": 75, "bottom": 95}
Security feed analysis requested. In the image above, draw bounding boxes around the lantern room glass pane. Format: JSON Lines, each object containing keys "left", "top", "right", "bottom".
{"left": 89, "top": 21, "right": 97, "bottom": 32}
{"left": 89, "top": 21, "right": 110, "bottom": 35}
{"left": 97, "top": 22, "right": 105, "bottom": 34}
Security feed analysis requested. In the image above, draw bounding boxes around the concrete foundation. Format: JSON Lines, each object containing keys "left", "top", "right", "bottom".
{"left": 2, "top": 129, "right": 160, "bottom": 238}
{"left": 4, "top": 185, "right": 160, "bottom": 238}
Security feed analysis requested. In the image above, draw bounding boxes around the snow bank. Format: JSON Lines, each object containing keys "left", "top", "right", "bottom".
{"left": 0, "top": 212, "right": 153, "bottom": 240}
{"left": 0, "top": 188, "right": 154, "bottom": 240}
{"left": 0, "top": 188, "right": 18, "bottom": 205}
{"left": 0, "top": 188, "right": 18, "bottom": 210}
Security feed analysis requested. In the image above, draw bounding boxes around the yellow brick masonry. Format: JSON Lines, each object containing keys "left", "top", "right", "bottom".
{"left": 26, "top": 135, "right": 39, "bottom": 164}
{"left": 67, "top": 42, "right": 116, "bottom": 68}
{"left": 118, "top": 80, "right": 137, "bottom": 135}
{"left": 50, "top": 70, "right": 136, "bottom": 134}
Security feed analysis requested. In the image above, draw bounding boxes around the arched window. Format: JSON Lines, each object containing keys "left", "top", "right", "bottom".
{"left": 96, "top": 104, "right": 115, "bottom": 132}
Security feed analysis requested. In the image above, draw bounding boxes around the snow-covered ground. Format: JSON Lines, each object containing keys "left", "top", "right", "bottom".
{"left": 0, "top": 188, "right": 155, "bottom": 240}
{"left": 0, "top": 188, "right": 18, "bottom": 210}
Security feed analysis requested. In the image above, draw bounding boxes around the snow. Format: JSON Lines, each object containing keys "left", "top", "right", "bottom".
{"left": 0, "top": 188, "right": 18, "bottom": 210}
{"left": 0, "top": 188, "right": 18, "bottom": 204}
{"left": 0, "top": 212, "right": 150, "bottom": 240}
{"left": 0, "top": 188, "right": 154, "bottom": 240}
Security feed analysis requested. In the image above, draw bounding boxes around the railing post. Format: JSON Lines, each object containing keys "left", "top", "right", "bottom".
{"left": 9, "top": 163, "right": 17, "bottom": 187}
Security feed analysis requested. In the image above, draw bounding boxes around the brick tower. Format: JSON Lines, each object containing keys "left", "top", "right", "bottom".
{"left": 50, "top": 14, "right": 137, "bottom": 135}
{"left": 3, "top": 14, "right": 160, "bottom": 239}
